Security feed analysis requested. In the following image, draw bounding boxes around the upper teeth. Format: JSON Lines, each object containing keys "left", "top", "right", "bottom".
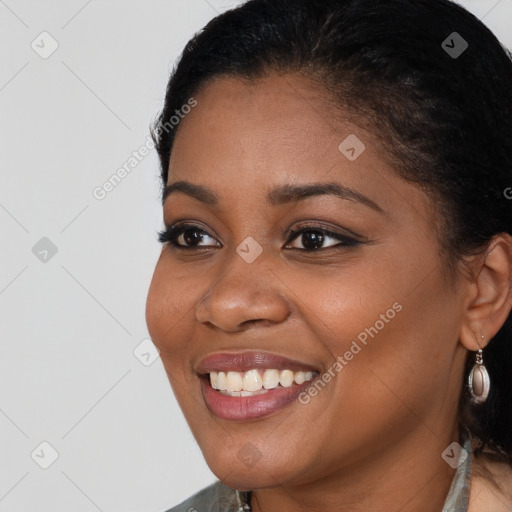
{"left": 210, "top": 369, "right": 315, "bottom": 393}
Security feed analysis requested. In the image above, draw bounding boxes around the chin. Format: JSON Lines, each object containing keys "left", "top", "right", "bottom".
{"left": 212, "top": 468, "right": 283, "bottom": 492}
{"left": 202, "top": 445, "right": 307, "bottom": 491}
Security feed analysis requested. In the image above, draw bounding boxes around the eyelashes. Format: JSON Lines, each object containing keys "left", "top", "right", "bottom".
{"left": 286, "top": 226, "right": 361, "bottom": 250}
{"left": 158, "top": 223, "right": 219, "bottom": 248}
{"left": 157, "top": 222, "right": 363, "bottom": 252}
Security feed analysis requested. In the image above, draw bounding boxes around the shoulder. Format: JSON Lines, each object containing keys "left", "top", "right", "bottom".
{"left": 162, "top": 480, "right": 242, "bottom": 512}
{"left": 467, "top": 453, "right": 512, "bottom": 512}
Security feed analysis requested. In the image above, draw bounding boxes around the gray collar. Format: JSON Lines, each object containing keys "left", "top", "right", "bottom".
{"left": 441, "top": 438, "right": 472, "bottom": 512}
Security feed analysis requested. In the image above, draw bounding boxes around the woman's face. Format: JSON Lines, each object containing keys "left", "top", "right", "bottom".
{"left": 146, "top": 74, "right": 468, "bottom": 490}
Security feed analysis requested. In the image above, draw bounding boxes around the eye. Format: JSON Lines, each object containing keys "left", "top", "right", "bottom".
{"left": 157, "top": 222, "right": 362, "bottom": 251}
{"left": 158, "top": 223, "right": 221, "bottom": 249}
{"left": 285, "top": 225, "right": 361, "bottom": 251}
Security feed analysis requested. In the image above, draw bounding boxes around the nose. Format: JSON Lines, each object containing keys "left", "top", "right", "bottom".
{"left": 195, "top": 252, "right": 291, "bottom": 332}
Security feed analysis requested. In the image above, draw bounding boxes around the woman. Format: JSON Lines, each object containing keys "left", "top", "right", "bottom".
{"left": 145, "top": 0, "right": 512, "bottom": 510}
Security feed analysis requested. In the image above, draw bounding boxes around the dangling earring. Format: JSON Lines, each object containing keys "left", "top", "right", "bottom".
{"left": 468, "top": 333, "right": 490, "bottom": 404}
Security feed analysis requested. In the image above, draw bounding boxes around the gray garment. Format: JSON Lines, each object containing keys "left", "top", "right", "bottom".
{"left": 166, "top": 439, "right": 472, "bottom": 512}
{"left": 441, "top": 438, "right": 472, "bottom": 512}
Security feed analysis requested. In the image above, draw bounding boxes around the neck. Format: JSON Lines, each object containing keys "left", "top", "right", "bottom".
{"left": 250, "top": 427, "right": 459, "bottom": 512}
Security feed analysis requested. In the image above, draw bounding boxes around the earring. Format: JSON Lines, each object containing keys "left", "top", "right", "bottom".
{"left": 468, "top": 334, "right": 490, "bottom": 404}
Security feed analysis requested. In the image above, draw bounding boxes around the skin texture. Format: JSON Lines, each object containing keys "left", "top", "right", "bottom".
{"left": 145, "top": 74, "right": 512, "bottom": 512}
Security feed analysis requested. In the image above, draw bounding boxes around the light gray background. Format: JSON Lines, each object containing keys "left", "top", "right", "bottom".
{"left": 1, "top": 1, "right": 511, "bottom": 511}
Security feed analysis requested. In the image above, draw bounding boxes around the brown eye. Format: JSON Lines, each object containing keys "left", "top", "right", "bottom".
{"left": 285, "top": 226, "right": 360, "bottom": 251}
{"left": 158, "top": 224, "right": 221, "bottom": 248}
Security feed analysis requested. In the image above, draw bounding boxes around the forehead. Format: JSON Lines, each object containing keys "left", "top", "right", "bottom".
{"left": 169, "top": 74, "right": 370, "bottom": 184}
{"left": 171, "top": 74, "right": 338, "bottom": 166}
{"left": 166, "top": 74, "right": 434, "bottom": 227}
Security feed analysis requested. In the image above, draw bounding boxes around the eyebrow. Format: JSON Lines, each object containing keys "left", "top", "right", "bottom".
{"left": 162, "top": 180, "right": 384, "bottom": 213}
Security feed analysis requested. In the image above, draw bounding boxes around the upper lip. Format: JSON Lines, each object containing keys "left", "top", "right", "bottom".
{"left": 195, "top": 351, "right": 320, "bottom": 375}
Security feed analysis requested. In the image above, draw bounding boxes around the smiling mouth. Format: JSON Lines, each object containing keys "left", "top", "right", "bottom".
{"left": 196, "top": 351, "right": 322, "bottom": 420}
{"left": 205, "top": 368, "right": 318, "bottom": 396}
{"left": 198, "top": 369, "right": 321, "bottom": 421}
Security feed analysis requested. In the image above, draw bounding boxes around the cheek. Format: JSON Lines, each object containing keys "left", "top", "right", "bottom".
{"left": 145, "top": 259, "right": 205, "bottom": 405}
{"left": 273, "top": 268, "right": 455, "bottom": 472}
{"left": 146, "top": 274, "right": 169, "bottom": 352}
{"left": 146, "top": 258, "right": 194, "bottom": 353}
{"left": 290, "top": 250, "right": 457, "bottom": 410}
{"left": 146, "top": 268, "right": 200, "bottom": 416}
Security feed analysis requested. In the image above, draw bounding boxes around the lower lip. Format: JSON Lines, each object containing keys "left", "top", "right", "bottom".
{"left": 200, "top": 376, "right": 316, "bottom": 421}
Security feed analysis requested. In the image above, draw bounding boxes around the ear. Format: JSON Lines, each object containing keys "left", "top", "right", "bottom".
{"left": 459, "top": 234, "right": 512, "bottom": 351}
